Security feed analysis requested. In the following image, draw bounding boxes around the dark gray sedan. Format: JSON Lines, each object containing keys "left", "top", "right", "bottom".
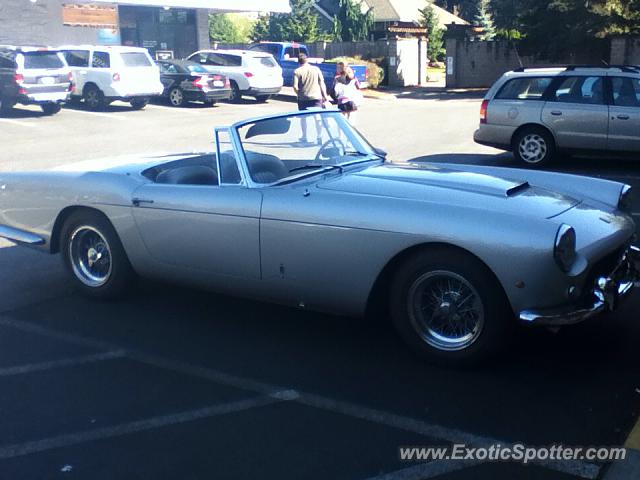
{"left": 156, "top": 59, "right": 231, "bottom": 107}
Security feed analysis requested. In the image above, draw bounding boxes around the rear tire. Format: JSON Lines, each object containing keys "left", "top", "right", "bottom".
{"left": 389, "top": 247, "right": 513, "bottom": 366}
{"left": 0, "top": 97, "right": 14, "bottom": 115}
{"left": 130, "top": 97, "right": 149, "bottom": 110}
{"left": 229, "top": 81, "right": 241, "bottom": 103}
{"left": 83, "top": 85, "right": 105, "bottom": 111}
{"left": 41, "top": 103, "right": 61, "bottom": 115}
{"left": 60, "top": 211, "right": 134, "bottom": 299}
{"left": 512, "top": 127, "right": 555, "bottom": 167}
{"left": 256, "top": 95, "right": 270, "bottom": 103}
{"left": 204, "top": 100, "right": 217, "bottom": 107}
{"left": 168, "top": 88, "right": 185, "bottom": 107}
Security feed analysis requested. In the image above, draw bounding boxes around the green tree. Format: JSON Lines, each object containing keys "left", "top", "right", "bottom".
{"left": 419, "top": 3, "right": 445, "bottom": 61}
{"left": 209, "top": 13, "right": 254, "bottom": 44}
{"left": 332, "top": 0, "right": 374, "bottom": 42}
{"left": 434, "top": 0, "right": 480, "bottom": 21}
{"left": 591, "top": 0, "right": 640, "bottom": 35}
{"left": 475, "top": 0, "right": 496, "bottom": 40}
{"left": 251, "top": 0, "right": 322, "bottom": 42}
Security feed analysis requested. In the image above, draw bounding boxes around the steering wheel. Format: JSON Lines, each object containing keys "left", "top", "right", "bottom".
{"left": 314, "top": 138, "right": 346, "bottom": 163}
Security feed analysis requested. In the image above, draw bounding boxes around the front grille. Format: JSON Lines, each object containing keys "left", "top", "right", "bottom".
{"left": 585, "top": 245, "right": 627, "bottom": 286}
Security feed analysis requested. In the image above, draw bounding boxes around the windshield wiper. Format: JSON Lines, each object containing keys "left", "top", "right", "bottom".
{"left": 289, "top": 164, "right": 343, "bottom": 173}
{"left": 343, "top": 151, "right": 370, "bottom": 157}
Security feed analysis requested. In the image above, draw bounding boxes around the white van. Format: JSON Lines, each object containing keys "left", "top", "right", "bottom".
{"left": 60, "top": 45, "right": 164, "bottom": 110}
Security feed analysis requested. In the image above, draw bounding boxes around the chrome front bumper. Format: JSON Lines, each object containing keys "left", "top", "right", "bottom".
{"left": 520, "top": 245, "right": 640, "bottom": 326}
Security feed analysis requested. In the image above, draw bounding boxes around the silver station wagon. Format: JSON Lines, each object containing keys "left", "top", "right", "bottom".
{"left": 474, "top": 66, "right": 640, "bottom": 166}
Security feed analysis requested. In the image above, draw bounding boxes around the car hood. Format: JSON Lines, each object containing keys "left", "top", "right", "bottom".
{"left": 316, "top": 163, "right": 581, "bottom": 219}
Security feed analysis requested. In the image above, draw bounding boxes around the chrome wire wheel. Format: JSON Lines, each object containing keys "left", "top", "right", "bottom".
{"left": 518, "top": 133, "right": 547, "bottom": 164}
{"left": 68, "top": 226, "right": 112, "bottom": 287}
{"left": 169, "top": 88, "right": 184, "bottom": 106}
{"left": 407, "top": 271, "right": 485, "bottom": 352}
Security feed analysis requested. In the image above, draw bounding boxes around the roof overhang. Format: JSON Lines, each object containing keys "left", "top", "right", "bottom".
{"left": 84, "top": 0, "right": 291, "bottom": 13}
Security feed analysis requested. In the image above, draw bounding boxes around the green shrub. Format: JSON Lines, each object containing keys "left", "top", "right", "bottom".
{"left": 326, "top": 56, "right": 385, "bottom": 89}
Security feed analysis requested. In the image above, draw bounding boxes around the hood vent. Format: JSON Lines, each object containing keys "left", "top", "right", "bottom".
{"left": 506, "top": 182, "right": 530, "bottom": 197}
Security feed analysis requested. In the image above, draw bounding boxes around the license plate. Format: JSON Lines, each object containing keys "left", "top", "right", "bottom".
{"left": 213, "top": 80, "right": 224, "bottom": 87}
{"left": 40, "top": 77, "right": 55, "bottom": 85}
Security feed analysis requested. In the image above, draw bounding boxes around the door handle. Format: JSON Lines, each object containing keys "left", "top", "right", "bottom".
{"left": 132, "top": 197, "right": 154, "bottom": 207}
{"left": 616, "top": 114, "right": 630, "bottom": 120}
{"left": 550, "top": 111, "right": 562, "bottom": 116}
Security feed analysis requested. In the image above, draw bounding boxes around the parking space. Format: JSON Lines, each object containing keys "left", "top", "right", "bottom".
{"left": 1, "top": 91, "right": 640, "bottom": 479}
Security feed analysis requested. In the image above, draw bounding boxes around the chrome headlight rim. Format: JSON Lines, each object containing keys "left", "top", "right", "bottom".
{"left": 554, "top": 224, "right": 577, "bottom": 273}
{"left": 619, "top": 185, "right": 633, "bottom": 213}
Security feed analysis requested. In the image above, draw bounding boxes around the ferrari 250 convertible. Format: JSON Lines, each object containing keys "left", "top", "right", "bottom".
{"left": 1, "top": 110, "right": 638, "bottom": 363}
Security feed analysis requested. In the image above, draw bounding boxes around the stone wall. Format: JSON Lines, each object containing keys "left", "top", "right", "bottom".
{"left": 445, "top": 38, "right": 609, "bottom": 88}
{"left": 610, "top": 36, "right": 640, "bottom": 65}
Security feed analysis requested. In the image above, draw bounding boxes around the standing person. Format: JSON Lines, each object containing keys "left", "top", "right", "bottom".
{"left": 334, "top": 67, "right": 363, "bottom": 125}
{"left": 293, "top": 53, "right": 327, "bottom": 143}
{"left": 332, "top": 61, "right": 347, "bottom": 102}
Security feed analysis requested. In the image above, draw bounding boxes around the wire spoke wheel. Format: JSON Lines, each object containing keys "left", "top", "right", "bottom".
{"left": 518, "top": 134, "right": 547, "bottom": 164}
{"left": 69, "top": 226, "right": 113, "bottom": 287}
{"left": 408, "top": 271, "right": 485, "bottom": 351}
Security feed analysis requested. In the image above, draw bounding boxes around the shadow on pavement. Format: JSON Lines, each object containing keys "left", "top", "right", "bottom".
{"left": 391, "top": 86, "right": 487, "bottom": 101}
{"left": 0, "top": 107, "right": 47, "bottom": 119}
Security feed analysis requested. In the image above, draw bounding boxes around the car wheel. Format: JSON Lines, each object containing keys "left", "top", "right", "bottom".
{"left": 390, "top": 247, "right": 512, "bottom": 365}
{"left": 204, "top": 100, "right": 217, "bottom": 107}
{"left": 229, "top": 81, "right": 241, "bottom": 103}
{"left": 256, "top": 95, "right": 270, "bottom": 103}
{"left": 130, "top": 97, "right": 149, "bottom": 110}
{"left": 513, "top": 127, "right": 555, "bottom": 167}
{"left": 0, "top": 97, "right": 13, "bottom": 115}
{"left": 168, "top": 87, "right": 185, "bottom": 107}
{"left": 41, "top": 103, "right": 62, "bottom": 115}
{"left": 60, "top": 211, "right": 134, "bottom": 299}
{"left": 83, "top": 85, "right": 105, "bottom": 111}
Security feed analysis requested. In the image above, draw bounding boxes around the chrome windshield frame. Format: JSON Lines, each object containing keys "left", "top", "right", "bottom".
{"left": 226, "top": 109, "right": 378, "bottom": 188}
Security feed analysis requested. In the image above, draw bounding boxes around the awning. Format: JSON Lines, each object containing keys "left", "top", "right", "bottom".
{"left": 86, "top": 0, "right": 291, "bottom": 13}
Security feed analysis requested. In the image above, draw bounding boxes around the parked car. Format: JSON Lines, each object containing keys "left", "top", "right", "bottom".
{"left": 474, "top": 65, "right": 640, "bottom": 166}
{"left": 0, "top": 110, "right": 638, "bottom": 364}
{"left": 0, "top": 46, "right": 71, "bottom": 115}
{"left": 248, "top": 42, "right": 368, "bottom": 93}
{"left": 156, "top": 59, "right": 231, "bottom": 107}
{"left": 59, "top": 45, "right": 164, "bottom": 111}
{"left": 185, "top": 49, "right": 283, "bottom": 103}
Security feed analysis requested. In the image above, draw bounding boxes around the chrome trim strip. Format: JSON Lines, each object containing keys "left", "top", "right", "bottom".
{"left": 0, "top": 225, "right": 45, "bottom": 245}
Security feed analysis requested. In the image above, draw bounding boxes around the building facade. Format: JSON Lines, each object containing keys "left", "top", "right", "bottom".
{"left": 0, "top": 0, "right": 289, "bottom": 59}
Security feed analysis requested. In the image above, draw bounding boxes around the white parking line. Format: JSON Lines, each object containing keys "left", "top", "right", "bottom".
{"left": 0, "top": 350, "right": 125, "bottom": 377}
{"left": 145, "top": 104, "right": 212, "bottom": 114}
{"left": 0, "top": 315, "right": 603, "bottom": 479}
{"left": 0, "top": 395, "right": 280, "bottom": 459}
{"left": 63, "top": 109, "right": 129, "bottom": 120}
{"left": 365, "top": 459, "right": 483, "bottom": 480}
{"left": 0, "top": 118, "right": 36, "bottom": 128}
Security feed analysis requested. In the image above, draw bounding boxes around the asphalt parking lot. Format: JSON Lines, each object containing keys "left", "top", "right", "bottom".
{"left": 1, "top": 91, "right": 640, "bottom": 480}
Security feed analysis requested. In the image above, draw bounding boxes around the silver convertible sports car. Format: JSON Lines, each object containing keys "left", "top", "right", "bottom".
{"left": 1, "top": 110, "right": 639, "bottom": 364}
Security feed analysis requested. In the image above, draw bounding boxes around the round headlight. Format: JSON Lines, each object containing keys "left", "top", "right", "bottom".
{"left": 619, "top": 185, "right": 633, "bottom": 212}
{"left": 554, "top": 224, "right": 577, "bottom": 273}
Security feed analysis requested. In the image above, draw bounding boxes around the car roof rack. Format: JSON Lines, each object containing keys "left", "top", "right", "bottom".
{"left": 513, "top": 65, "right": 640, "bottom": 73}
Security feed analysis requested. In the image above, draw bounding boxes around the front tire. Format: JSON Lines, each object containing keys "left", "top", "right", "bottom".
{"left": 512, "top": 127, "right": 555, "bottom": 167}
{"left": 390, "top": 247, "right": 512, "bottom": 365}
{"left": 60, "top": 211, "right": 134, "bottom": 299}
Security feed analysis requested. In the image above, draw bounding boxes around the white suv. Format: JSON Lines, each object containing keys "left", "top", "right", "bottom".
{"left": 186, "top": 49, "right": 283, "bottom": 103}
{"left": 60, "top": 46, "right": 164, "bottom": 110}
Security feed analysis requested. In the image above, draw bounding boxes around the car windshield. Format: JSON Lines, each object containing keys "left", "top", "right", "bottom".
{"left": 23, "top": 51, "right": 64, "bottom": 69}
{"left": 236, "top": 111, "right": 378, "bottom": 185}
